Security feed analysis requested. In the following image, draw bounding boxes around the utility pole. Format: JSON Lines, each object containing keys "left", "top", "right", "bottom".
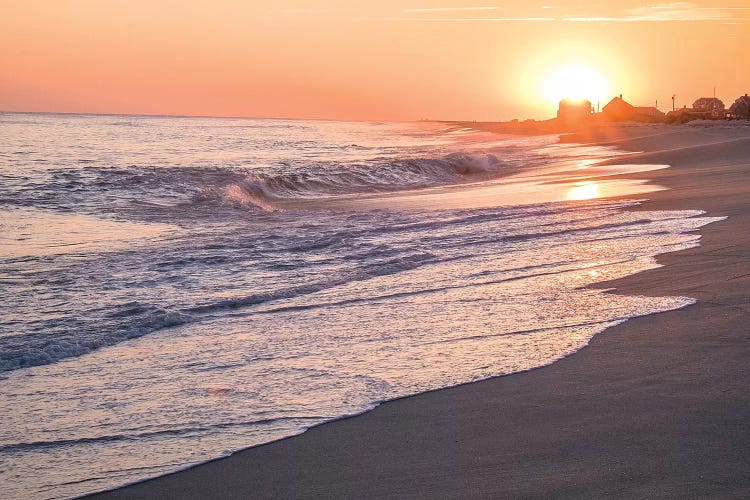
{"left": 672, "top": 94, "right": 676, "bottom": 112}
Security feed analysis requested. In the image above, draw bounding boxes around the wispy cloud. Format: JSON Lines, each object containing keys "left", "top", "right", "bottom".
{"left": 564, "top": 2, "right": 747, "bottom": 22}
{"left": 286, "top": 2, "right": 748, "bottom": 24}
{"left": 649, "top": 5, "right": 747, "bottom": 10}
{"left": 627, "top": 2, "right": 726, "bottom": 20}
{"left": 398, "top": 17, "right": 556, "bottom": 22}
{"left": 403, "top": 6, "right": 498, "bottom": 13}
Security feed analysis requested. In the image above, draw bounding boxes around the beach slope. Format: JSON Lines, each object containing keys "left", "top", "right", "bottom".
{"left": 90, "top": 123, "right": 750, "bottom": 499}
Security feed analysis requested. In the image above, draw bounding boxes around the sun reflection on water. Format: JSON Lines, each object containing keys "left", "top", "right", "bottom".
{"left": 567, "top": 181, "right": 601, "bottom": 201}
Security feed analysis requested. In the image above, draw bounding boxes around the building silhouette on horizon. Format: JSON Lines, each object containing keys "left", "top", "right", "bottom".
{"left": 601, "top": 95, "right": 665, "bottom": 122}
{"left": 557, "top": 98, "right": 592, "bottom": 123}
{"left": 692, "top": 97, "right": 726, "bottom": 119}
{"left": 552, "top": 92, "right": 749, "bottom": 127}
{"left": 728, "top": 94, "right": 750, "bottom": 119}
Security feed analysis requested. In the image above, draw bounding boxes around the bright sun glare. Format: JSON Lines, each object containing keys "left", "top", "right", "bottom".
{"left": 541, "top": 66, "right": 610, "bottom": 107}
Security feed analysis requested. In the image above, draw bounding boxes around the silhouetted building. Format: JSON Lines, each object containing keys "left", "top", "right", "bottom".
{"left": 602, "top": 95, "right": 635, "bottom": 121}
{"left": 692, "top": 97, "right": 725, "bottom": 119}
{"left": 557, "top": 98, "right": 592, "bottom": 123}
{"left": 602, "top": 95, "right": 664, "bottom": 122}
{"left": 728, "top": 94, "right": 750, "bottom": 119}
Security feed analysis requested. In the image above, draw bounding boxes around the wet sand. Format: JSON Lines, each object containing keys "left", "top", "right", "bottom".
{"left": 90, "top": 123, "right": 750, "bottom": 499}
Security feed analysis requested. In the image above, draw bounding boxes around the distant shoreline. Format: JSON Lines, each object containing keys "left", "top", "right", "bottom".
{"left": 441, "top": 115, "right": 750, "bottom": 137}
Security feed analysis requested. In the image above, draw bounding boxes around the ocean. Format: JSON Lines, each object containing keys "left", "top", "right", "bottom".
{"left": 0, "top": 113, "right": 720, "bottom": 499}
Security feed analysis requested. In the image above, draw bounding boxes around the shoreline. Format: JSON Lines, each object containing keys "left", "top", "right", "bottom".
{"left": 90, "top": 122, "right": 750, "bottom": 499}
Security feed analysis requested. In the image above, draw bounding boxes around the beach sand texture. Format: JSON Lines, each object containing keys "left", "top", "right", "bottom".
{"left": 90, "top": 123, "right": 750, "bottom": 499}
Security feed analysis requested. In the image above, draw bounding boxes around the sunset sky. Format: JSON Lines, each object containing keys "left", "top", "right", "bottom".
{"left": 1, "top": 1, "right": 747, "bottom": 121}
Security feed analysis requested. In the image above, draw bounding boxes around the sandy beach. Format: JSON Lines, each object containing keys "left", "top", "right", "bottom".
{"left": 89, "top": 122, "right": 750, "bottom": 499}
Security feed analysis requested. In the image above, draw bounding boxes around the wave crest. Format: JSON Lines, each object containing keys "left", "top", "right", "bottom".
{"left": 215, "top": 152, "right": 508, "bottom": 210}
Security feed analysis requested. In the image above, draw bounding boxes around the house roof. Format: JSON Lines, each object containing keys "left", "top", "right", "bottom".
{"left": 729, "top": 95, "right": 750, "bottom": 114}
{"left": 693, "top": 97, "right": 725, "bottom": 110}
{"left": 603, "top": 96, "right": 635, "bottom": 112}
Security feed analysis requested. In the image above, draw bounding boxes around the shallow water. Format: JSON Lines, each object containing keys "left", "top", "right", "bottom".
{"left": 0, "top": 113, "right": 720, "bottom": 499}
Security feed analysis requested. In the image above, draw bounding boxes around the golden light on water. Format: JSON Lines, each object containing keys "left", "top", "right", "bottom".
{"left": 540, "top": 65, "right": 610, "bottom": 106}
{"left": 567, "top": 181, "right": 601, "bottom": 201}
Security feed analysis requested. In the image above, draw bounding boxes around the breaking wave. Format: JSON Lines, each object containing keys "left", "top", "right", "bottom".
{"left": 213, "top": 152, "right": 512, "bottom": 210}
{"left": 0, "top": 151, "right": 525, "bottom": 216}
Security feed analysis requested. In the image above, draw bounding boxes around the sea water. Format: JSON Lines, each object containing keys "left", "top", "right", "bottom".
{"left": 0, "top": 113, "right": 720, "bottom": 499}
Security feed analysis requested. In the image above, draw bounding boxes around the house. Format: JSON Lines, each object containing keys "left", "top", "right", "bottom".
{"left": 557, "top": 98, "right": 592, "bottom": 123}
{"left": 692, "top": 97, "right": 725, "bottom": 119}
{"left": 728, "top": 94, "right": 750, "bottom": 119}
{"left": 602, "top": 95, "right": 664, "bottom": 122}
{"left": 601, "top": 95, "right": 635, "bottom": 121}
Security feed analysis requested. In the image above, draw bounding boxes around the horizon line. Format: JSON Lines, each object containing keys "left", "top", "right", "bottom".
{"left": 0, "top": 109, "right": 425, "bottom": 124}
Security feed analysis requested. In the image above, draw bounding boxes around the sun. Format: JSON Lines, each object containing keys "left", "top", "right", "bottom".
{"left": 541, "top": 65, "right": 610, "bottom": 107}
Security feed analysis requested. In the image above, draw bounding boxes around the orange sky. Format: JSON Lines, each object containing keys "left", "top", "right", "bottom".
{"left": 1, "top": 1, "right": 747, "bottom": 121}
